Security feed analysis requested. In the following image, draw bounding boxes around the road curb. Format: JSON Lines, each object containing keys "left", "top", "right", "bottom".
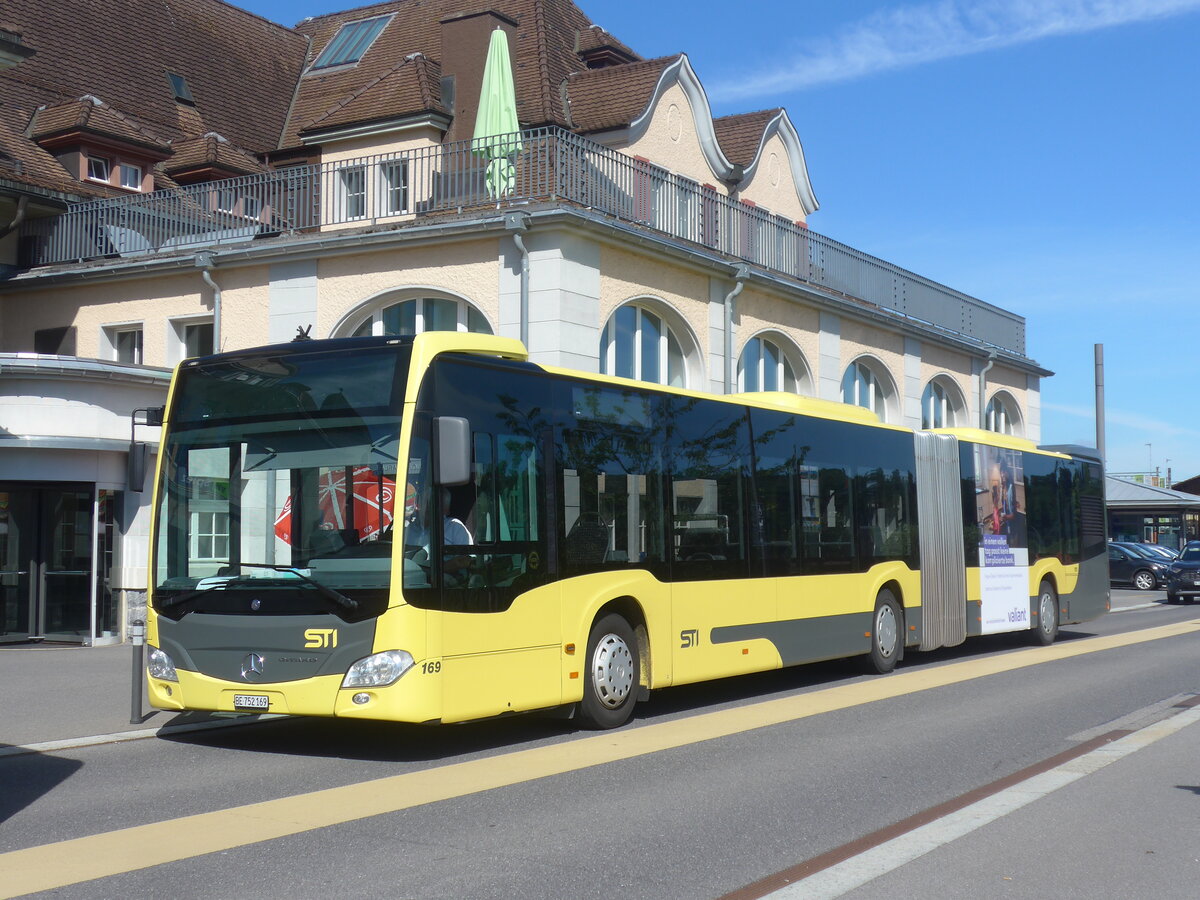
{"left": 0, "top": 714, "right": 283, "bottom": 759}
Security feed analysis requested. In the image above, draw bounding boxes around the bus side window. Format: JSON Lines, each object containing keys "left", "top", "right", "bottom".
{"left": 808, "top": 465, "right": 854, "bottom": 572}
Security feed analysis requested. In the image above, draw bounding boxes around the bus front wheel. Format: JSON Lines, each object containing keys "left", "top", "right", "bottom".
{"left": 1032, "top": 580, "right": 1059, "bottom": 646}
{"left": 867, "top": 589, "right": 902, "bottom": 674}
{"left": 579, "top": 613, "right": 640, "bottom": 729}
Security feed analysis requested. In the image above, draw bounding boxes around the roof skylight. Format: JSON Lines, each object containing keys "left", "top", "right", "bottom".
{"left": 311, "top": 15, "right": 392, "bottom": 70}
{"left": 167, "top": 72, "right": 194, "bottom": 104}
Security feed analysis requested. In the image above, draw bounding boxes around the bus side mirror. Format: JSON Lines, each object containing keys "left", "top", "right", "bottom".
{"left": 434, "top": 417, "right": 471, "bottom": 486}
{"left": 128, "top": 443, "right": 148, "bottom": 492}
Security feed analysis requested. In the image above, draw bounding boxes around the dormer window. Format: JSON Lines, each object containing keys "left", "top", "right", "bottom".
{"left": 311, "top": 14, "right": 392, "bottom": 70}
{"left": 87, "top": 156, "right": 110, "bottom": 182}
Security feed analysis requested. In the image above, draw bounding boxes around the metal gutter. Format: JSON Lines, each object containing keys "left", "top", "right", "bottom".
{"left": 3, "top": 205, "right": 1050, "bottom": 376}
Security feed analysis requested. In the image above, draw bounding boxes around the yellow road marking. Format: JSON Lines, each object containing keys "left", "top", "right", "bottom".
{"left": 3, "top": 617, "right": 1197, "bottom": 898}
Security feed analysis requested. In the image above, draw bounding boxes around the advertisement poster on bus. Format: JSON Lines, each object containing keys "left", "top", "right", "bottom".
{"left": 975, "top": 445, "right": 1029, "bottom": 634}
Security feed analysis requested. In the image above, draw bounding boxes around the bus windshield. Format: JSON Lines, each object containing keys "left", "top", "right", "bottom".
{"left": 152, "top": 343, "right": 409, "bottom": 618}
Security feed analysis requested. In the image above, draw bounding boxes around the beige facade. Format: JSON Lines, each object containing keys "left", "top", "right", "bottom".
{"left": 738, "top": 132, "right": 809, "bottom": 224}
{"left": 620, "top": 83, "right": 728, "bottom": 197}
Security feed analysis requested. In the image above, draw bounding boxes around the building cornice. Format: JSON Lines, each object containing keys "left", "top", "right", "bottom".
{"left": 2, "top": 208, "right": 1046, "bottom": 377}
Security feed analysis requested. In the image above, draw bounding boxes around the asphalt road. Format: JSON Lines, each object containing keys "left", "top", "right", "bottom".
{"left": 3, "top": 597, "right": 1199, "bottom": 899}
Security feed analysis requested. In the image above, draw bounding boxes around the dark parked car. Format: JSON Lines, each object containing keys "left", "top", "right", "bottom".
{"left": 1107, "top": 543, "right": 1169, "bottom": 590}
{"left": 1165, "top": 542, "right": 1200, "bottom": 604}
{"left": 1135, "top": 542, "right": 1178, "bottom": 561}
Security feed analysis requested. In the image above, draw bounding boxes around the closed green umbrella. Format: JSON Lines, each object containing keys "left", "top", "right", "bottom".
{"left": 472, "top": 28, "right": 522, "bottom": 199}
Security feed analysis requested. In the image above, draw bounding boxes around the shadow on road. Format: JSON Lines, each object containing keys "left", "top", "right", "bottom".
{"left": 0, "top": 746, "right": 83, "bottom": 824}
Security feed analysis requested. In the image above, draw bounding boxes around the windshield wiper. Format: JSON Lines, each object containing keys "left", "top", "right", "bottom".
{"left": 229, "top": 563, "right": 359, "bottom": 612}
{"left": 156, "top": 582, "right": 227, "bottom": 611}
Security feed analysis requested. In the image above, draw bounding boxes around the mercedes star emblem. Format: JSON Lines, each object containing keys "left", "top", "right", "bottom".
{"left": 241, "top": 652, "right": 265, "bottom": 681}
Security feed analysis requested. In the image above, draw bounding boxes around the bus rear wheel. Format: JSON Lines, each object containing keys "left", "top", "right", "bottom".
{"left": 1032, "top": 580, "right": 1059, "bottom": 646}
{"left": 579, "top": 613, "right": 639, "bottom": 730}
{"left": 867, "top": 589, "right": 902, "bottom": 674}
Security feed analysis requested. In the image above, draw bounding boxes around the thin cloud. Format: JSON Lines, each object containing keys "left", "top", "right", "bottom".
{"left": 1043, "top": 401, "right": 1200, "bottom": 438}
{"left": 711, "top": 0, "right": 1200, "bottom": 101}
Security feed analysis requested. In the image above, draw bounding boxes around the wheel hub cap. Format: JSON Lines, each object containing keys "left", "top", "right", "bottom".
{"left": 876, "top": 606, "right": 898, "bottom": 658}
{"left": 592, "top": 634, "right": 634, "bottom": 708}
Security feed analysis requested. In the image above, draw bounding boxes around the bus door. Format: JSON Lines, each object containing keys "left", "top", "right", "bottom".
{"left": 419, "top": 359, "right": 560, "bottom": 722}
{"left": 667, "top": 399, "right": 775, "bottom": 684}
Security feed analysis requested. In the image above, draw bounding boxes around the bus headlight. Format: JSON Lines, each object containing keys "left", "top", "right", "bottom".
{"left": 341, "top": 650, "right": 414, "bottom": 688}
{"left": 147, "top": 647, "right": 179, "bottom": 682}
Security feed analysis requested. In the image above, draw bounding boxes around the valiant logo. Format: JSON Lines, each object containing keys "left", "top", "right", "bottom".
{"left": 304, "top": 628, "right": 338, "bottom": 649}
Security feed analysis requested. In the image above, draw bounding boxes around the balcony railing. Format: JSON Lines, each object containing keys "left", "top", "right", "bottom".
{"left": 17, "top": 127, "right": 1024, "bottom": 355}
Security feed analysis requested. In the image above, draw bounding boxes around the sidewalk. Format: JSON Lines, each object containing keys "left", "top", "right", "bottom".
{"left": 0, "top": 641, "right": 234, "bottom": 752}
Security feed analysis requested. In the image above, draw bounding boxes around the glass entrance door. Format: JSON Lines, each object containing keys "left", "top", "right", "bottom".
{"left": 0, "top": 488, "right": 35, "bottom": 642}
{"left": 0, "top": 484, "right": 95, "bottom": 643}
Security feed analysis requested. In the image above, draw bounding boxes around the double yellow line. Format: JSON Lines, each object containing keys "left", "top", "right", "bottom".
{"left": 4, "top": 617, "right": 1197, "bottom": 898}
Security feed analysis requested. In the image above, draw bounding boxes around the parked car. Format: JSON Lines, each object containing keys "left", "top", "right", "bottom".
{"left": 1107, "top": 543, "right": 1169, "bottom": 590}
{"left": 1135, "top": 542, "right": 1178, "bottom": 561}
{"left": 1165, "top": 542, "right": 1200, "bottom": 604}
{"left": 1113, "top": 541, "right": 1175, "bottom": 563}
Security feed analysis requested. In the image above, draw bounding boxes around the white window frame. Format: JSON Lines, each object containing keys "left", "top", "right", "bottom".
{"left": 378, "top": 159, "right": 408, "bottom": 215}
{"left": 738, "top": 335, "right": 804, "bottom": 394}
{"left": 119, "top": 163, "right": 142, "bottom": 191}
{"left": 985, "top": 394, "right": 1020, "bottom": 436}
{"left": 340, "top": 166, "right": 367, "bottom": 220}
{"left": 921, "top": 377, "right": 966, "bottom": 430}
{"left": 599, "top": 303, "right": 689, "bottom": 388}
{"left": 87, "top": 156, "right": 111, "bottom": 183}
{"left": 841, "top": 359, "right": 893, "bottom": 422}
{"left": 103, "top": 323, "right": 144, "bottom": 364}
{"left": 350, "top": 296, "right": 492, "bottom": 337}
{"left": 167, "top": 315, "right": 216, "bottom": 365}
{"left": 190, "top": 509, "right": 230, "bottom": 561}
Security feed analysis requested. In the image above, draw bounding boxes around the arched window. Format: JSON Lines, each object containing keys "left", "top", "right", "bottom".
{"left": 841, "top": 358, "right": 894, "bottom": 422}
{"left": 599, "top": 304, "right": 687, "bottom": 387}
{"left": 985, "top": 394, "right": 1021, "bottom": 435}
{"left": 921, "top": 376, "right": 966, "bottom": 429}
{"left": 738, "top": 335, "right": 807, "bottom": 393}
{"left": 350, "top": 296, "right": 492, "bottom": 337}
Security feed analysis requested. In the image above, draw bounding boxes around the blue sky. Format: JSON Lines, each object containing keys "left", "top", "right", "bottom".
{"left": 242, "top": 0, "right": 1200, "bottom": 482}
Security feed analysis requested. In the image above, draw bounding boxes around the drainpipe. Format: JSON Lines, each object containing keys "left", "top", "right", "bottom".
{"left": 978, "top": 350, "right": 997, "bottom": 429}
{"left": 194, "top": 252, "right": 221, "bottom": 351}
{"left": 0, "top": 195, "right": 28, "bottom": 240}
{"left": 505, "top": 213, "right": 530, "bottom": 348}
{"left": 724, "top": 265, "right": 751, "bottom": 393}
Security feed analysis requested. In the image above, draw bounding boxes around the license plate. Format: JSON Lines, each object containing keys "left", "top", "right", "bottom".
{"left": 233, "top": 694, "right": 269, "bottom": 711}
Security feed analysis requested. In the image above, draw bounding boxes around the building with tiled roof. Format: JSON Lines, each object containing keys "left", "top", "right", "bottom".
{"left": 0, "top": 0, "right": 1056, "bottom": 646}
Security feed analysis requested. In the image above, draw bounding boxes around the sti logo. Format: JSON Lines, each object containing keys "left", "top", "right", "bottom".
{"left": 680, "top": 629, "right": 699, "bottom": 649}
{"left": 304, "top": 628, "right": 338, "bottom": 649}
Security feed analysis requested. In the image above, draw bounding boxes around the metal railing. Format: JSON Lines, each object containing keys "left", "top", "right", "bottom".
{"left": 18, "top": 127, "right": 1024, "bottom": 354}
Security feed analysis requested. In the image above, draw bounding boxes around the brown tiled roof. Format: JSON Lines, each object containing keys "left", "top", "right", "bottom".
{"left": 713, "top": 108, "right": 781, "bottom": 169}
{"left": 31, "top": 97, "right": 171, "bottom": 151}
{"left": 164, "top": 132, "right": 266, "bottom": 177}
{"left": 565, "top": 55, "right": 678, "bottom": 132}
{"left": 0, "top": 85, "right": 110, "bottom": 198}
{"left": 574, "top": 24, "right": 638, "bottom": 61}
{"left": 300, "top": 54, "right": 446, "bottom": 136}
{"left": 285, "top": 0, "right": 635, "bottom": 146}
{"left": 2, "top": 0, "right": 307, "bottom": 152}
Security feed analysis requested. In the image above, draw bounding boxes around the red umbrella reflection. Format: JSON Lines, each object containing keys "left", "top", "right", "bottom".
{"left": 274, "top": 466, "right": 395, "bottom": 544}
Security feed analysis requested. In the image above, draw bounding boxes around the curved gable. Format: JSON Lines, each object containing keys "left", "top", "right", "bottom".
{"left": 735, "top": 110, "right": 818, "bottom": 218}
{"left": 626, "top": 55, "right": 734, "bottom": 182}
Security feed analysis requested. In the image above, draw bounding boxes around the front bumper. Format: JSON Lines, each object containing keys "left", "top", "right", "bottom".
{"left": 147, "top": 662, "right": 442, "bottom": 723}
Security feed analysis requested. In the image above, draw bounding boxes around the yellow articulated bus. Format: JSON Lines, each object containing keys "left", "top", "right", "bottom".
{"left": 145, "top": 333, "right": 1108, "bottom": 729}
